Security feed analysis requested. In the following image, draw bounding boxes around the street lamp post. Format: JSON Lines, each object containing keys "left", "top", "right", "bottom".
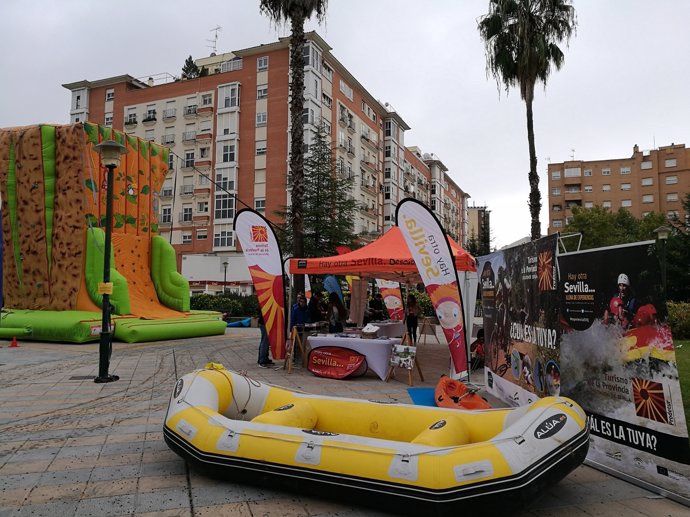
{"left": 222, "top": 260, "right": 228, "bottom": 295}
{"left": 93, "top": 140, "right": 126, "bottom": 384}
{"left": 653, "top": 225, "right": 671, "bottom": 301}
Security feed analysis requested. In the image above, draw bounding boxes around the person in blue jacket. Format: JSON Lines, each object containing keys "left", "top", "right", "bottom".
{"left": 290, "top": 294, "right": 310, "bottom": 365}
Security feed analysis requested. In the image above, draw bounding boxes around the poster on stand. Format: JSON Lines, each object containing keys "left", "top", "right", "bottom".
{"left": 558, "top": 241, "right": 690, "bottom": 501}
{"left": 234, "top": 209, "right": 287, "bottom": 359}
{"left": 376, "top": 278, "right": 404, "bottom": 320}
{"left": 477, "top": 235, "right": 560, "bottom": 406}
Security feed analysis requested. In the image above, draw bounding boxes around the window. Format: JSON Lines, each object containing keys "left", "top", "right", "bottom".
{"left": 197, "top": 201, "right": 209, "bottom": 213}
{"left": 564, "top": 167, "right": 581, "bottom": 178}
{"left": 642, "top": 195, "right": 653, "bottom": 203}
{"left": 199, "top": 147, "right": 210, "bottom": 159}
{"left": 602, "top": 167, "right": 611, "bottom": 176}
{"left": 202, "top": 94, "right": 212, "bottom": 106}
{"left": 161, "top": 207, "right": 172, "bottom": 223}
{"left": 620, "top": 166, "right": 631, "bottom": 175}
{"left": 323, "top": 120, "right": 331, "bottom": 135}
{"left": 621, "top": 199, "right": 632, "bottom": 208}
{"left": 322, "top": 93, "right": 332, "bottom": 108}
{"left": 196, "top": 230, "right": 207, "bottom": 240}
{"left": 257, "top": 56, "right": 268, "bottom": 71}
{"left": 384, "top": 167, "right": 391, "bottom": 179}
{"left": 302, "top": 107, "right": 314, "bottom": 125}
{"left": 145, "top": 104, "right": 157, "bottom": 121}
{"left": 182, "top": 233, "right": 192, "bottom": 244}
{"left": 104, "top": 113, "right": 113, "bottom": 127}
{"left": 621, "top": 183, "right": 631, "bottom": 191}
{"left": 219, "top": 84, "right": 240, "bottom": 108}
{"left": 339, "top": 79, "right": 353, "bottom": 101}
{"left": 384, "top": 186, "right": 391, "bottom": 200}
{"left": 641, "top": 177, "right": 653, "bottom": 186}
{"left": 105, "top": 89, "right": 114, "bottom": 101}
{"left": 584, "top": 169, "right": 592, "bottom": 177}
{"left": 168, "top": 153, "right": 175, "bottom": 170}
{"left": 584, "top": 185, "right": 593, "bottom": 192}
{"left": 184, "top": 151, "right": 195, "bottom": 168}
{"left": 214, "top": 194, "right": 235, "bottom": 220}
{"left": 322, "top": 62, "right": 333, "bottom": 81}
{"left": 551, "top": 187, "right": 561, "bottom": 196}
{"left": 199, "top": 174, "right": 210, "bottom": 186}
{"left": 75, "top": 94, "right": 81, "bottom": 109}
{"left": 222, "top": 144, "right": 235, "bottom": 163}
{"left": 220, "top": 58, "right": 242, "bottom": 72}
{"left": 665, "top": 158, "right": 677, "bottom": 167}
{"left": 565, "top": 185, "right": 580, "bottom": 193}
{"left": 551, "top": 171, "right": 561, "bottom": 180}
{"left": 667, "top": 211, "right": 679, "bottom": 219}
{"left": 385, "top": 145, "right": 391, "bottom": 158}
{"left": 666, "top": 175, "right": 678, "bottom": 185}
{"left": 144, "top": 129, "right": 155, "bottom": 141}
{"left": 256, "top": 141, "right": 267, "bottom": 155}
{"left": 255, "top": 198, "right": 266, "bottom": 212}
{"left": 667, "top": 193, "right": 679, "bottom": 202}
{"left": 641, "top": 161, "right": 652, "bottom": 170}
{"left": 199, "top": 119, "right": 211, "bottom": 133}
{"left": 602, "top": 201, "right": 612, "bottom": 208}
{"left": 257, "top": 86, "right": 268, "bottom": 99}
{"left": 602, "top": 184, "right": 611, "bottom": 192}
{"left": 182, "top": 205, "right": 193, "bottom": 222}
{"left": 256, "top": 112, "right": 267, "bottom": 126}
{"left": 216, "top": 170, "right": 234, "bottom": 191}
{"left": 552, "top": 204, "right": 562, "bottom": 212}
{"left": 126, "top": 107, "right": 137, "bottom": 124}
{"left": 214, "top": 225, "right": 234, "bottom": 247}
{"left": 584, "top": 201, "right": 593, "bottom": 208}
{"left": 553, "top": 220, "right": 563, "bottom": 228}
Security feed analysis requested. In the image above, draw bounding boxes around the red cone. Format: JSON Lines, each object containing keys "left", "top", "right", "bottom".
{"left": 9, "top": 336, "right": 18, "bottom": 348}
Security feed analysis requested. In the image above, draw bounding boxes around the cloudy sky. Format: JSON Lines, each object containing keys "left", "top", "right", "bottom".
{"left": 2, "top": 0, "right": 689, "bottom": 249}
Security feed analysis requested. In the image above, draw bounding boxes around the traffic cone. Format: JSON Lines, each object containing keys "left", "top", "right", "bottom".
{"left": 9, "top": 336, "right": 18, "bottom": 348}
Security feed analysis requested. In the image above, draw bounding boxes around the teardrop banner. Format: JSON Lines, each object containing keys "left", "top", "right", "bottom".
{"left": 396, "top": 199, "right": 468, "bottom": 376}
{"left": 234, "top": 208, "right": 287, "bottom": 359}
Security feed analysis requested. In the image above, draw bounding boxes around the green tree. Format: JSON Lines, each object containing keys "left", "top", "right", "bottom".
{"left": 260, "top": 0, "right": 329, "bottom": 296}
{"left": 277, "top": 122, "right": 358, "bottom": 258}
{"left": 478, "top": 0, "right": 577, "bottom": 240}
{"left": 665, "top": 193, "right": 690, "bottom": 301}
{"left": 181, "top": 56, "right": 200, "bottom": 79}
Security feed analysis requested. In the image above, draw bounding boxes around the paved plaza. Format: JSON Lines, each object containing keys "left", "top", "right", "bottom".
{"left": 0, "top": 328, "right": 687, "bottom": 516}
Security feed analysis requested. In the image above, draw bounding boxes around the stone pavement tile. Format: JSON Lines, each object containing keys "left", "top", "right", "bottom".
{"left": 136, "top": 509, "right": 191, "bottom": 517}
{"left": 101, "top": 441, "right": 144, "bottom": 456}
{"left": 190, "top": 477, "right": 269, "bottom": 506}
{"left": 193, "top": 502, "right": 253, "bottom": 516}
{"left": 574, "top": 500, "right": 657, "bottom": 517}
{"left": 96, "top": 452, "right": 143, "bottom": 467}
{"left": 619, "top": 496, "right": 690, "bottom": 516}
{"left": 74, "top": 494, "right": 135, "bottom": 516}
{"left": 134, "top": 487, "right": 190, "bottom": 513}
{"left": 246, "top": 496, "right": 310, "bottom": 516}
{"left": 54, "top": 444, "right": 104, "bottom": 459}
{"left": 66, "top": 435, "right": 108, "bottom": 447}
{"left": 0, "top": 473, "right": 42, "bottom": 491}
{"left": 0, "top": 487, "right": 30, "bottom": 507}
{"left": 39, "top": 467, "right": 92, "bottom": 486}
{"left": 0, "top": 458, "right": 53, "bottom": 475}
{"left": 47, "top": 455, "right": 100, "bottom": 472}
{"left": 142, "top": 449, "right": 179, "bottom": 464}
{"left": 106, "top": 432, "right": 146, "bottom": 444}
{"left": 301, "top": 496, "right": 395, "bottom": 516}
{"left": 7, "top": 500, "right": 80, "bottom": 517}
{"left": 82, "top": 478, "right": 139, "bottom": 499}
{"left": 24, "top": 482, "right": 87, "bottom": 505}
{"left": 140, "top": 460, "right": 187, "bottom": 477}
{"left": 89, "top": 464, "right": 141, "bottom": 482}
{"left": 20, "top": 437, "right": 69, "bottom": 450}
{"left": 137, "top": 474, "right": 188, "bottom": 492}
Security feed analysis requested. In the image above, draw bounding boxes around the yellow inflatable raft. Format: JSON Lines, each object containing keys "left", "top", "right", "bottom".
{"left": 164, "top": 364, "right": 589, "bottom": 515}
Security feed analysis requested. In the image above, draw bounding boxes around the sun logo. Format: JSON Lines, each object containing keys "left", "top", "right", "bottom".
{"left": 251, "top": 225, "right": 269, "bottom": 242}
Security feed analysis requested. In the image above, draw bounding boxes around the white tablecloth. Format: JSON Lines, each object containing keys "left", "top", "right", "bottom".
{"left": 307, "top": 335, "right": 401, "bottom": 380}
{"left": 372, "top": 321, "right": 405, "bottom": 338}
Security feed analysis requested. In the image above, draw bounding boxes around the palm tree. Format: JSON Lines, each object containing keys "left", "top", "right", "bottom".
{"left": 260, "top": 0, "right": 329, "bottom": 295}
{"left": 478, "top": 0, "right": 576, "bottom": 240}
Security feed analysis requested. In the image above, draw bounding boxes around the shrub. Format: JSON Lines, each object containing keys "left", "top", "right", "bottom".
{"left": 668, "top": 301, "right": 690, "bottom": 340}
{"left": 190, "top": 294, "right": 242, "bottom": 316}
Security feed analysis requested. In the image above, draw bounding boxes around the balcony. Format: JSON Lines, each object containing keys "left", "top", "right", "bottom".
{"left": 160, "top": 189, "right": 173, "bottom": 199}
{"left": 180, "top": 185, "right": 194, "bottom": 198}
{"left": 195, "top": 158, "right": 212, "bottom": 168}
{"left": 360, "top": 183, "right": 377, "bottom": 196}
{"left": 162, "top": 108, "right": 177, "bottom": 121}
{"left": 124, "top": 116, "right": 137, "bottom": 129}
{"left": 360, "top": 206, "right": 377, "bottom": 220}
{"left": 178, "top": 213, "right": 193, "bottom": 225}
{"left": 197, "top": 105, "right": 213, "bottom": 115}
{"left": 193, "top": 185, "right": 211, "bottom": 196}
{"left": 195, "top": 131, "right": 212, "bottom": 141}
{"left": 142, "top": 111, "right": 157, "bottom": 125}
{"left": 182, "top": 131, "right": 196, "bottom": 142}
{"left": 346, "top": 145, "right": 355, "bottom": 158}
{"left": 361, "top": 133, "right": 378, "bottom": 151}
{"left": 161, "top": 134, "right": 175, "bottom": 146}
{"left": 193, "top": 213, "right": 211, "bottom": 225}
{"left": 184, "top": 105, "right": 198, "bottom": 117}
{"left": 159, "top": 218, "right": 172, "bottom": 227}
{"left": 360, "top": 159, "right": 376, "bottom": 173}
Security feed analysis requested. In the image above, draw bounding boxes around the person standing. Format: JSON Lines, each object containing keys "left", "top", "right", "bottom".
{"left": 307, "top": 291, "right": 324, "bottom": 322}
{"left": 257, "top": 313, "right": 273, "bottom": 368}
{"left": 405, "top": 293, "right": 420, "bottom": 345}
{"left": 290, "top": 294, "right": 310, "bottom": 365}
{"left": 327, "top": 292, "right": 348, "bottom": 333}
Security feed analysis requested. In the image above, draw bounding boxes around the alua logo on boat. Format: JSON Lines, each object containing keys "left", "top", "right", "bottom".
{"left": 534, "top": 413, "right": 567, "bottom": 439}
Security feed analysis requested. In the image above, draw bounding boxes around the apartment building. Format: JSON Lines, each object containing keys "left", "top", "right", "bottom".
{"left": 467, "top": 205, "right": 491, "bottom": 253}
{"left": 63, "top": 32, "right": 470, "bottom": 282}
{"left": 547, "top": 143, "right": 689, "bottom": 233}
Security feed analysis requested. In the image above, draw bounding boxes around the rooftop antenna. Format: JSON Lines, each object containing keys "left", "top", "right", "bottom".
{"left": 207, "top": 25, "right": 222, "bottom": 55}
{"left": 570, "top": 148, "right": 575, "bottom": 160}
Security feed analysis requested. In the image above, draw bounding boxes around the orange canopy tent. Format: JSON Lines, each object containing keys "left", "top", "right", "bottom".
{"left": 288, "top": 226, "right": 476, "bottom": 282}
